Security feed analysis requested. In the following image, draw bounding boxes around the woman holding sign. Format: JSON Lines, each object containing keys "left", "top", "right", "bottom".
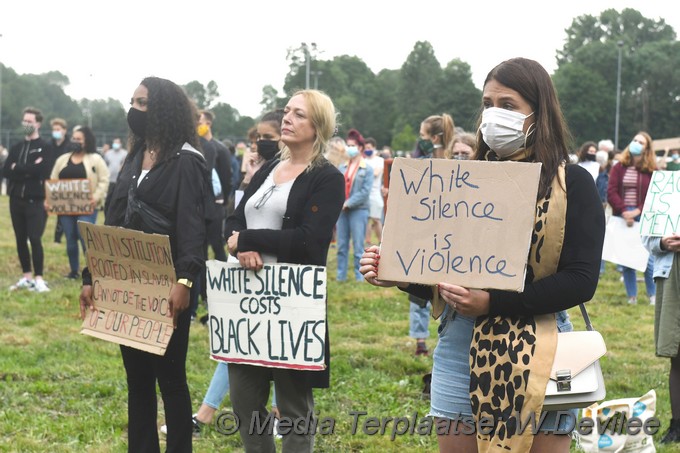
{"left": 50, "top": 126, "right": 109, "bottom": 279}
{"left": 360, "top": 57, "right": 605, "bottom": 452}
{"left": 643, "top": 232, "right": 680, "bottom": 443}
{"left": 80, "top": 77, "right": 210, "bottom": 453}
{"left": 225, "top": 89, "right": 345, "bottom": 452}
{"left": 607, "top": 131, "right": 657, "bottom": 305}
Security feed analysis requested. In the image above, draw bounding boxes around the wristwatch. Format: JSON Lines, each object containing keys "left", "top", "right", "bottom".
{"left": 176, "top": 278, "right": 193, "bottom": 288}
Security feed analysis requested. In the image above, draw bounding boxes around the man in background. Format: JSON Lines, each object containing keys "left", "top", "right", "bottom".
{"left": 4, "top": 107, "right": 53, "bottom": 292}
{"left": 103, "top": 137, "right": 128, "bottom": 215}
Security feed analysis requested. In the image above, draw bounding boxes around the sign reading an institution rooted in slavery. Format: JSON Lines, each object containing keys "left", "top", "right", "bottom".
{"left": 206, "top": 261, "right": 327, "bottom": 371}
{"left": 78, "top": 222, "right": 176, "bottom": 356}
{"left": 379, "top": 158, "right": 541, "bottom": 291}
{"left": 45, "top": 179, "right": 94, "bottom": 215}
{"left": 640, "top": 170, "right": 680, "bottom": 237}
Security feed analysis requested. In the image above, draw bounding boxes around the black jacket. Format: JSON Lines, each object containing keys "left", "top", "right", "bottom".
{"left": 225, "top": 157, "right": 345, "bottom": 387}
{"left": 105, "top": 143, "right": 210, "bottom": 280}
{"left": 3, "top": 137, "right": 53, "bottom": 199}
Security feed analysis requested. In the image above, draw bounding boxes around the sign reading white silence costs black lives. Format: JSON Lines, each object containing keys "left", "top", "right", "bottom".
{"left": 206, "top": 260, "right": 327, "bottom": 371}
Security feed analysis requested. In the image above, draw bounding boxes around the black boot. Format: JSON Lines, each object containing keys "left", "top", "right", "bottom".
{"left": 660, "top": 419, "right": 680, "bottom": 444}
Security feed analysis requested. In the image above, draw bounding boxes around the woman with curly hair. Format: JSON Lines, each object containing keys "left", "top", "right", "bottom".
{"left": 80, "top": 76, "right": 211, "bottom": 453}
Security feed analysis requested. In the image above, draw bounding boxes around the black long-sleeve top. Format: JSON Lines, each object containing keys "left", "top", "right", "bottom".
{"left": 226, "top": 158, "right": 345, "bottom": 267}
{"left": 3, "top": 137, "right": 53, "bottom": 199}
{"left": 86, "top": 143, "right": 210, "bottom": 282}
{"left": 404, "top": 164, "right": 605, "bottom": 316}
{"left": 225, "top": 157, "right": 345, "bottom": 388}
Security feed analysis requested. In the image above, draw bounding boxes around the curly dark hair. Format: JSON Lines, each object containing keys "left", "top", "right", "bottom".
{"left": 128, "top": 77, "right": 200, "bottom": 162}
{"left": 75, "top": 126, "right": 97, "bottom": 154}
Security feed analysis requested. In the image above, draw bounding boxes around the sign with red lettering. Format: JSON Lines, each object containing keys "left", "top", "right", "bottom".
{"left": 206, "top": 261, "right": 327, "bottom": 370}
{"left": 379, "top": 158, "right": 541, "bottom": 291}
{"left": 45, "top": 179, "right": 94, "bottom": 215}
{"left": 78, "top": 222, "right": 175, "bottom": 355}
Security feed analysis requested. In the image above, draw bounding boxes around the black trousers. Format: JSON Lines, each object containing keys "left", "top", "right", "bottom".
{"left": 120, "top": 304, "right": 193, "bottom": 453}
{"left": 9, "top": 197, "right": 47, "bottom": 275}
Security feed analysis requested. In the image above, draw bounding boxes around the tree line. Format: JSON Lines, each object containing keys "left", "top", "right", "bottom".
{"left": 1, "top": 8, "right": 677, "bottom": 152}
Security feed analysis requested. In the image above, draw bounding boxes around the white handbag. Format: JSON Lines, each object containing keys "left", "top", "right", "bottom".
{"left": 543, "top": 304, "right": 607, "bottom": 411}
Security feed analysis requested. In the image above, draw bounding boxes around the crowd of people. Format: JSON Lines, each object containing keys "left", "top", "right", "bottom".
{"left": 3, "top": 57, "right": 680, "bottom": 452}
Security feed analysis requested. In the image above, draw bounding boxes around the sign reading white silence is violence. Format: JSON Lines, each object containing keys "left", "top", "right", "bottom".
{"left": 378, "top": 158, "right": 541, "bottom": 291}
{"left": 206, "top": 260, "right": 327, "bottom": 371}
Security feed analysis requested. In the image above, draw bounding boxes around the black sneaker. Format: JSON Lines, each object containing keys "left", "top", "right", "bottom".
{"left": 660, "top": 419, "right": 680, "bottom": 444}
{"left": 65, "top": 271, "right": 79, "bottom": 279}
{"left": 160, "top": 415, "right": 203, "bottom": 437}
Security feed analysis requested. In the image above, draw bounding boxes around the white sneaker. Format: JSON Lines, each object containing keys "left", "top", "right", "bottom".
{"left": 628, "top": 296, "right": 637, "bottom": 305}
{"left": 650, "top": 295, "right": 656, "bottom": 306}
{"left": 33, "top": 279, "right": 50, "bottom": 293}
{"left": 9, "top": 277, "right": 34, "bottom": 291}
{"left": 160, "top": 414, "right": 202, "bottom": 437}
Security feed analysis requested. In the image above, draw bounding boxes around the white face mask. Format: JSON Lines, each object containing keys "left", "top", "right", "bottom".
{"left": 480, "top": 107, "right": 534, "bottom": 158}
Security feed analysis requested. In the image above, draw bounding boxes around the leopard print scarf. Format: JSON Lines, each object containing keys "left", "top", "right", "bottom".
{"left": 470, "top": 160, "right": 567, "bottom": 452}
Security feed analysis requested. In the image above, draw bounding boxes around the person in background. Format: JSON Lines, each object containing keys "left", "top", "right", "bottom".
{"left": 363, "top": 136, "right": 385, "bottom": 244}
{"left": 104, "top": 137, "right": 128, "bottom": 215}
{"left": 667, "top": 149, "right": 680, "bottom": 171}
{"left": 607, "top": 131, "right": 658, "bottom": 305}
{"left": 360, "top": 57, "right": 605, "bottom": 452}
{"left": 222, "top": 139, "right": 242, "bottom": 216}
{"left": 336, "top": 128, "right": 373, "bottom": 282}
{"left": 50, "top": 126, "right": 109, "bottom": 279}
{"left": 324, "top": 136, "right": 347, "bottom": 168}
{"left": 239, "top": 127, "right": 262, "bottom": 190}
{"left": 50, "top": 118, "right": 71, "bottom": 159}
{"left": 226, "top": 89, "right": 344, "bottom": 452}
{"left": 4, "top": 107, "right": 53, "bottom": 293}
{"left": 0, "top": 145, "right": 8, "bottom": 195}
{"left": 577, "top": 141, "right": 600, "bottom": 181}
{"left": 50, "top": 117, "right": 72, "bottom": 243}
{"left": 643, "top": 232, "right": 680, "bottom": 444}
{"left": 410, "top": 113, "right": 456, "bottom": 357}
{"left": 80, "top": 76, "right": 210, "bottom": 453}
{"left": 448, "top": 131, "right": 475, "bottom": 160}
{"left": 163, "top": 108, "right": 287, "bottom": 437}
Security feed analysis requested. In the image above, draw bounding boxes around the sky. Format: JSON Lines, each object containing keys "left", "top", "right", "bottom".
{"left": 1, "top": 0, "right": 677, "bottom": 119}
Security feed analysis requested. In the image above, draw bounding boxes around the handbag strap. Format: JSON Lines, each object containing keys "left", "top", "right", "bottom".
{"left": 578, "top": 304, "right": 595, "bottom": 331}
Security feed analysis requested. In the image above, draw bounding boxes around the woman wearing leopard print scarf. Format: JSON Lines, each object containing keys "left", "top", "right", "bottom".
{"left": 360, "top": 58, "right": 605, "bottom": 452}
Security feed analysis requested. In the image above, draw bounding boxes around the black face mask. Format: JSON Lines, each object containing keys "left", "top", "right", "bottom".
{"left": 67, "top": 142, "right": 83, "bottom": 153}
{"left": 256, "top": 139, "right": 280, "bottom": 161}
{"left": 127, "top": 108, "right": 148, "bottom": 138}
{"left": 585, "top": 153, "right": 596, "bottom": 161}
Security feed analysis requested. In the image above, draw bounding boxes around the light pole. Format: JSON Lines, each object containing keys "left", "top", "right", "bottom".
{"left": 311, "top": 70, "right": 322, "bottom": 90}
{"left": 303, "top": 43, "right": 310, "bottom": 89}
{"left": 614, "top": 40, "right": 624, "bottom": 151}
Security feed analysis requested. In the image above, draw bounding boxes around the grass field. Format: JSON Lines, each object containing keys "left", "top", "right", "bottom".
{"left": 1, "top": 193, "right": 679, "bottom": 452}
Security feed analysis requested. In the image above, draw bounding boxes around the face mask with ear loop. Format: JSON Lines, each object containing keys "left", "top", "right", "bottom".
{"left": 480, "top": 107, "right": 535, "bottom": 158}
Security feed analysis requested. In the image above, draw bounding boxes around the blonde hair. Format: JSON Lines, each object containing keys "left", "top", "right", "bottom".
{"left": 279, "top": 89, "right": 337, "bottom": 170}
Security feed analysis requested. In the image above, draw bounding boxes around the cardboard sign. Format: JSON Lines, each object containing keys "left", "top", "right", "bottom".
{"left": 378, "top": 158, "right": 541, "bottom": 291}
{"left": 639, "top": 171, "right": 680, "bottom": 236}
{"left": 602, "top": 216, "right": 650, "bottom": 272}
{"left": 45, "top": 179, "right": 94, "bottom": 215}
{"left": 206, "top": 261, "right": 327, "bottom": 371}
{"left": 78, "top": 222, "right": 176, "bottom": 356}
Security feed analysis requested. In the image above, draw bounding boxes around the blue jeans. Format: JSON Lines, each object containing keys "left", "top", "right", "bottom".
{"left": 203, "top": 361, "right": 278, "bottom": 410}
{"left": 60, "top": 211, "right": 98, "bottom": 274}
{"left": 621, "top": 206, "right": 656, "bottom": 298}
{"left": 622, "top": 254, "right": 655, "bottom": 297}
{"left": 336, "top": 208, "right": 369, "bottom": 281}
{"left": 409, "top": 299, "right": 431, "bottom": 338}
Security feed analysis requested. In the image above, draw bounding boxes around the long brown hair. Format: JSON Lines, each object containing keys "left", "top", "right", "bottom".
{"left": 474, "top": 58, "right": 572, "bottom": 199}
{"left": 618, "top": 131, "right": 657, "bottom": 173}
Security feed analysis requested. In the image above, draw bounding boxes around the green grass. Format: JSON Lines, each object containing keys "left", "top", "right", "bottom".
{"left": 0, "top": 193, "right": 678, "bottom": 452}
